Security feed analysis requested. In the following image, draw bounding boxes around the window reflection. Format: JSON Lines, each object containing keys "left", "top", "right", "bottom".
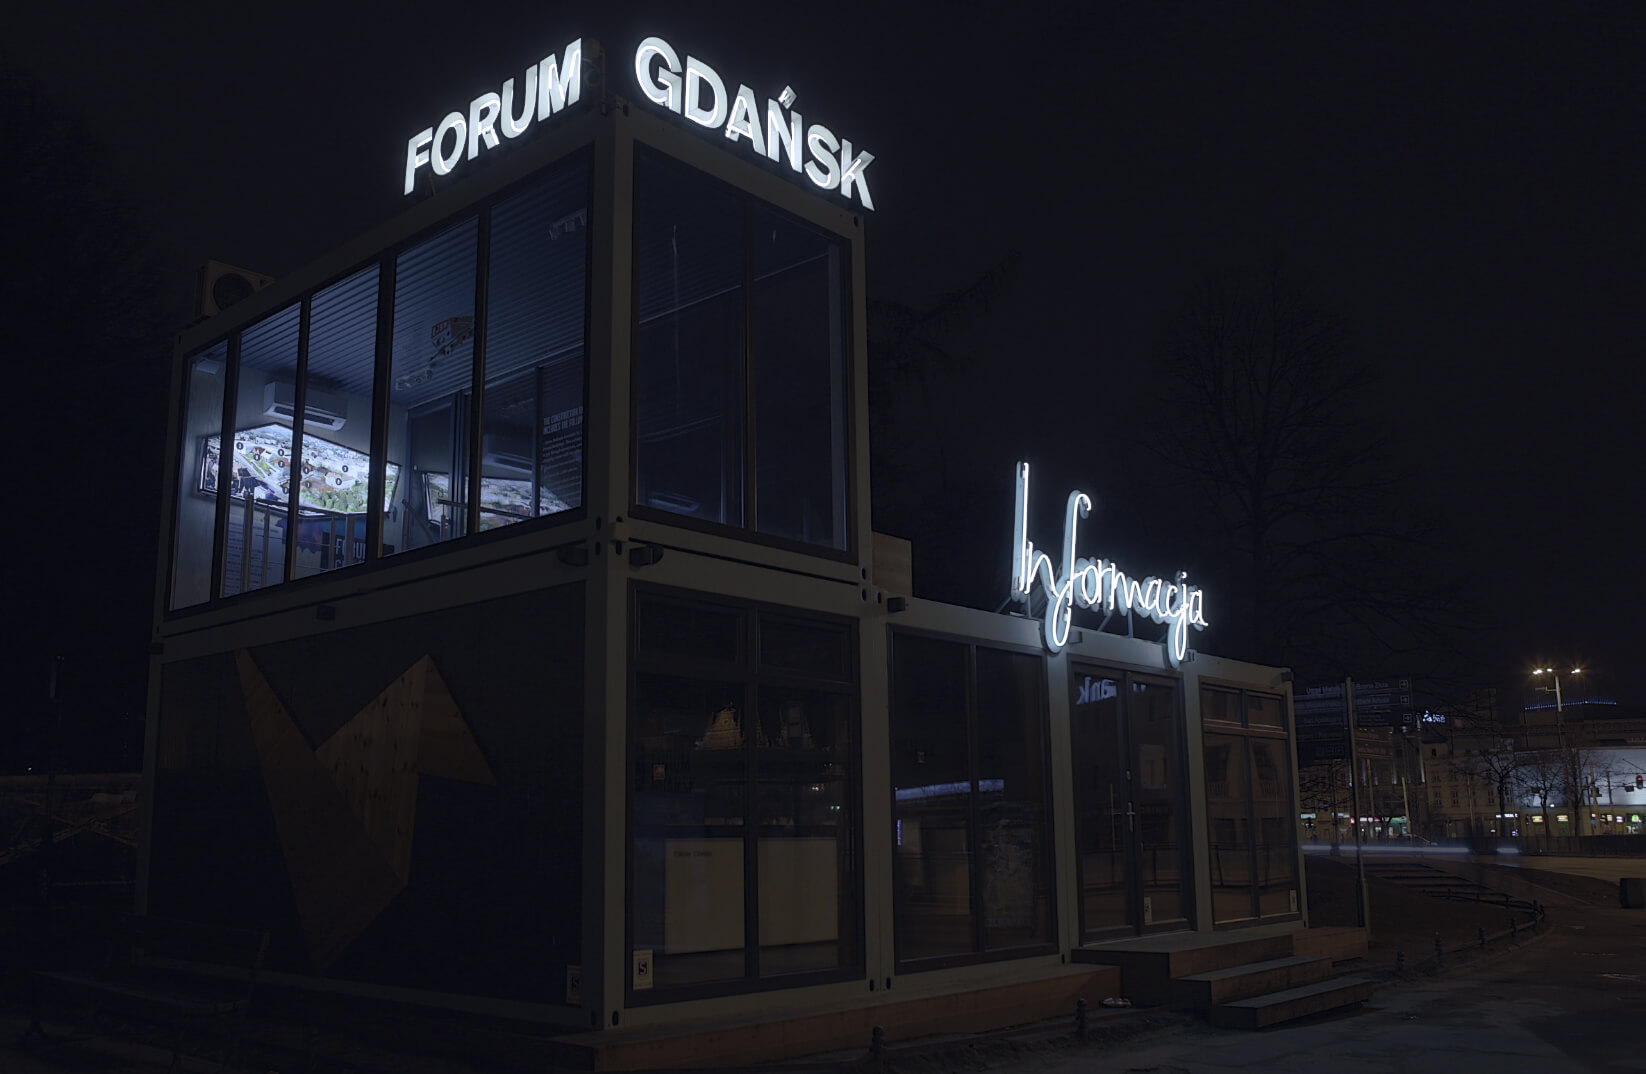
{"left": 629, "top": 594, "right": 859, "bottom": 994}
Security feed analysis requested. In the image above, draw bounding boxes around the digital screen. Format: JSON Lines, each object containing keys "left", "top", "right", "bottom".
{"left": 200, "top": 423, "right": 400, "bottom": 516}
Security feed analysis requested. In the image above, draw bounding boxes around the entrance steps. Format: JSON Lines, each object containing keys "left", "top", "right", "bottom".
{"left": 1075, "top": 926, "right": 1373, "bottom": 1029}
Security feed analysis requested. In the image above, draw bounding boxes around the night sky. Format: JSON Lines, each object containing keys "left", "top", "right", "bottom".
{"left": 3, "top": 2, "right": 1643, "bottom": 767}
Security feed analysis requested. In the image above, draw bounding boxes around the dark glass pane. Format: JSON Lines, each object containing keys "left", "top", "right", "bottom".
{"left": 222, "top": 305, "right": 300, "bottom": 596}
{"left": 752, "top": 208, "right": 846, "bottom": 548}
{"left": 1250, "top": 737, "right": 1299, "bottom": 916}
{"left": 1070, "top": 670, "right": 1128, "bottom": 938}
{"left": 387, "top": 217, "right": 479, "bottom": 556}
{"left": 1247, "top": 692, "right": 1284, "bottom": 729}
{"left": 171, "top": 342, "right": 228, "bottom": 609}
{"left": 634, "top": 152, "right": 745, "bottom": 527}
{"left": 759, "top": 616, "right": 851, "bottom": 681}
{"left": 1203, "top": 687, "right": 1240, "bottom": 725}
{"left": 636, "top": 596, "right": 742, "bottom": 665}
{"left": 1204, "top": 730, "right": 1254, "bottom": 924}
{"left": 755, "top": 688, "right": 855, "bottom": 976}
{"left": 631, "top": 673, "right": 748, "bottom": 988}
{"left": 295, "top": 264, "right": 382, "bottom": 578}
{"left": 975, "top": 647, "right": 1052, "bottom": 950}
{"left": 1130, "top": 679, "right": 1188, "bottom": 928}
{"left": 890, "top": 633, "right": 973, "bottom": 960}
{"left": 483, "top": 163, "right": 589, "bottom": 527}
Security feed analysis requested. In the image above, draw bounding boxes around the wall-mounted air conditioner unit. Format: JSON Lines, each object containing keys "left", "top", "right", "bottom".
{"left": 197, "top": 260, "right": 275, "bottom": 319}
{"left": 264, "top": 382, "right": 349, "bottom": 431}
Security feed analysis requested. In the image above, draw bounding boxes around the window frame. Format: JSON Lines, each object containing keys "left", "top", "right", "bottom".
{"left": 1199, "top": 681, "right": 1301, "bottom": 928}
{"left": 887, "top": 626, "right": 1058, "bottom": 974}
{"left": 164, "top": 148, "right": 594, "bottom": 617}
{"left": 624, "top": 583, "right": 865, "bottom": 1005}
{"left": 626, "top": 143, "right": 857, "bottom": 563}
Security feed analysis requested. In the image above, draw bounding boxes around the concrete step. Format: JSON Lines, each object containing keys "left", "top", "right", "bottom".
{"left": 1207, "top": 976, "right": 1377, "bottom": 1030}
{"left": 1171, "top": 955, "right": 1333, "bottom": 1009}
{"left": 1074, "top": 933, "right": 1295, "bottom": 1006}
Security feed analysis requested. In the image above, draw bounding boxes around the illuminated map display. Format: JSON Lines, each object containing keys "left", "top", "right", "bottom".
{"left": 423, "top": 472, "right": 574, "bottom": 529}
{"left": 200, "top": 423, "right": 399, "bottom": 516}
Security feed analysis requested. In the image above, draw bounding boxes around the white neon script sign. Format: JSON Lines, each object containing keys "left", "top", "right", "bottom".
{"left": 1010, "top": 462, "right": 1208, "bottom": 665}
{"left": 404, "top": 38, "right": 583, "bottom": 196}
{"left": 633, "top": 36, "right": 875, "bottom": 210}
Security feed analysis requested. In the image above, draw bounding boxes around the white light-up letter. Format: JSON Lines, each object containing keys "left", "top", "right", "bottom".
{"left": 766, "top": 96, "right": 803, "bottom": 172}
{"left": 404, "top": 128, "right": 434, "bottom": 196}
{"left": 635, "top": 37, "right": 682, "bottom": 112}
{"left": 724, "top": 85, "right": 767, "bottom": 155}
{"left": 804, "top": 123, "right": 841, "bottom": 190}
{"left": 839, "top": 140, "right": 875, "bottom": 210}
{"left": 1008, "top": 461, "right": 1209, "bottom": 665}
{"left": 538, "top": 38, "right": 583, "bottom": 119}
{"left": 468, "top": 92, "right": 501, "bottom": 160}
{"left": 683, "top": 56, "right": 727, "bottom": 129}
{"left": 431, "top": 112, "right": 466, "bottom": 176}
{"left": 499, "top": 70, "right": 536, "bottom": 138}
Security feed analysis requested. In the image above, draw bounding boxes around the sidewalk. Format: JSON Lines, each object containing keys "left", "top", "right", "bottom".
{"left": 3, "top": 851, "right": 1636, "bottom": 1074}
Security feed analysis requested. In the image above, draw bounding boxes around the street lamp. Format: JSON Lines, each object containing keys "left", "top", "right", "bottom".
{"left": 1532, "top": 666, "right": 1582, "bottom": 712}
{"left": 1533, "top": 667, "right": 1584, "bottom": 836}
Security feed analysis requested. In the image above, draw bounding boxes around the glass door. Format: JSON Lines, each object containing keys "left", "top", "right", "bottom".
{"left": 1070, "top": 666, "right": 1192, "bottom": 941}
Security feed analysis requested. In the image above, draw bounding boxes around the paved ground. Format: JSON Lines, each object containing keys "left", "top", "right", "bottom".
{"left": 4, "top": 852, "right": 1643, "bottom": 1073}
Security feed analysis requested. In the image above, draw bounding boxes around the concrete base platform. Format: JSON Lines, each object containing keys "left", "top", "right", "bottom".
{"left": 550, "top": 964, "right": 1121, "bottom": 1071}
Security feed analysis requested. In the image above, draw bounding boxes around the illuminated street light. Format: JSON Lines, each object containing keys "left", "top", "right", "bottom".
{"left": 1533, "top": 666, "right": 1586, "bottom": 835}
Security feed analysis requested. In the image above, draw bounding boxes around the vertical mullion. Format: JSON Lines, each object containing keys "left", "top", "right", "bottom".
{"left": 961, "top": 642, "right": 974, "bottom": 955}
{"left": 467, "top": 208, "right": 491, "bottom": 539}
{"left": 209, "top": 333, "right": 240, "bottom": 602}
{"left": 366, "top": 256, "right": 396, "bottom": 563}
{"left": 285, "top": 299, "right": 311, "bottom": 583}
{"left": 742, "top": 199, "right": 757, "bottom": 531}
{"left": 744, "top": 672, "right": 760, "bottom": 982}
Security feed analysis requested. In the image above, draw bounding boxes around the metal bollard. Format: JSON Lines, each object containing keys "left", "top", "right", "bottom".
{"left": 1075, "top": 997, "right": 1088, "bottom": 1041}
{"left": 1511, "top": 915, "right": 1518, "bottom": 938}
{"left": 1396, "top": 950, "right": 1405, "bottom": 972}
{"left": 870, "top": 1026, "right": 885, "bottom": 1072}
{"left": 1503, "top": 892, "right": 1511, "bottom": 909}
{"left": 1434, "top": 932, "right": 1444, "bottom": 966}
{"left": 1478, "top": 926, "right": 1486, "bottom": 950}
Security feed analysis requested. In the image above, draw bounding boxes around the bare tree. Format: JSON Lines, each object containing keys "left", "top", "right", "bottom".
{"left": 1146, "top": 256, "right": 1458, "bottom": 680}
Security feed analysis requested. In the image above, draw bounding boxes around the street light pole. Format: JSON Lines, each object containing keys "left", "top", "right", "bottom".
{"left": 1534, "top": 667, "right": 1585, "bottom": 838}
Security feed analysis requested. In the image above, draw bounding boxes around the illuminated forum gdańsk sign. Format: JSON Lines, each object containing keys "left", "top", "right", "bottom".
{"left": 403, "top": 35, "right": 875, "bottom": 210}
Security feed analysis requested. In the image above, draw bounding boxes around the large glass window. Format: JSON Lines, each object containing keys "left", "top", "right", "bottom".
{"left": 633, "top": 152, "right": 848, "bottom": 550}
{"left": 629, "top": 592, "right": 859, "bottom": 997}
{"left": 481, "top": 164, "right": 590, "bottom": 527}
{"left": 1203, "top": 688, "right": 1299, "bottom": 925}
{"left": 170, "top": 342, "right": 228, "bottom": 609}
{"left": 890, "top": 633, "right": 1054, "bottom": 967}
{"left": 221, "top": 305, "right": 300, "bottom": 596}
{"left": 295, "top": 264, "right": 382, "bottom": 578}
{"left": 386, "top": 218, "right": 478, "bottom": 556}
{"left": 168, "top": 156, "right": 590, "bottom": 610}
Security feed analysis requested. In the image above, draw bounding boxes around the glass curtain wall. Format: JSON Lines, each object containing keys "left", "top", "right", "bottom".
{"left": 890, "top": 633, "right": 1053, "bottom": 967}
{"left": 629, "top": 591, "right": 859, "bottom": 996}
{"left": 1203, "top": 687, "right": 1299, "bottom": 925}
{"left": 167, "top": 156, "right": 589, "bottom": 610}
{"left": 632, "top": 151, "right": 848, "bottom": 551}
